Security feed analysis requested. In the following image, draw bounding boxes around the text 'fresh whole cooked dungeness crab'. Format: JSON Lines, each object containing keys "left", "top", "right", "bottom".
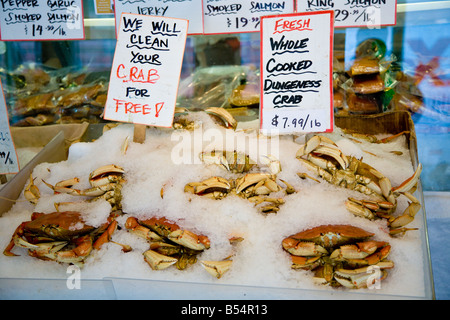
{"left": 3, "top": 211, "right": 119, "bottom": 266}
{"left": 282, "top": 225, "right": 393, "bottom": 289}
{"left": 296, "top": 135, "right": 422, "bottom": 236}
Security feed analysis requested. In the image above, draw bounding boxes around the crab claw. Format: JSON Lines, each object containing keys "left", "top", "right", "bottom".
{"left": 89, "top": 164, "right": 125, "bottom": 187}
{"left": 296, "top": 135, "right": 349, "bottom": 169}
{"left": 184, "top": 176, "right": 232, "bottom": 199}
{"left": 282, "top": 238, "right": 328, "bottom": 257}
{"left": 260, "top": 155, "right": 282, "bottom": 175}
{"left": 205, "top": 107, "right": 237, "bottom": 130}
{"left": 334, "top": 261, "right": 394, "bottom": 289}
{"left": 168, "top": 229, "right": 210, "bottom": 251}
{"left": 143, "top": 249, "right": 178, "bottom": 270}
{"left": 24, "top": 174, "right": 41, "bottom": 205}
{"left": 201, "top": 260, "right": 233, "bottom": 279}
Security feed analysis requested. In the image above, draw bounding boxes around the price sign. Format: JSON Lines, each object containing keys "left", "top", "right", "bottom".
{"left": 0, "top": 0, "right": 85, "bottom": 41}
{"left": 260, "top": 11, "right": 334, "bottom": 134}
{"left": 113, "top": 0, "right": 203, "bottom": 35}
{"left": 296, "top": 0, "right": 397, "bottom": 28}
{"left": 104, "top": 13, "right": 188, "bottom": 128}
{"left": 203, "top": 0, "right": 295, "bottom": 34}
{"left": 0, "top": 80, "right": 19, "bottom": 174}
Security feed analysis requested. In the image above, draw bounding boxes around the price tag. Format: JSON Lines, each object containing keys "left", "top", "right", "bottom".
{"left": 203, "top": 0, "right": 295, "bottom": 34}
{"left": 296, "top": 0, "right": 397, "bottom": 28}
{"left": 0, "top": 0, "right": 85, "bottom": 41}
{"left": 260, "top": 11, "right": 334, "bottom": 134}
{"left": 0, "top": 80, "right": 19, "bottom": 174}
{"left": 113, "top": 0, "right": 203, "bottom": 35}
{"left": 103, "top": 13, "right": 188, "bottom": 128}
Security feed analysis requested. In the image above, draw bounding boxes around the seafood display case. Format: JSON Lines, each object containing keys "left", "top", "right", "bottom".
{"left": 1, "top": 0, "right": 448, "bottom": 300}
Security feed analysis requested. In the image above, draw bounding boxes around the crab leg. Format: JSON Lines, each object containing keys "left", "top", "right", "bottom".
{"left": 290, "top": 255, "right": 322, "bottom": 270}
{"left": 93, "top": 220, "right": 118, "bottom": 250}
{"left": 391, "top": 164, "right": 422, "bottom": 194}
{"left": 43, "top": 180, "right": 117, "bottom": 197}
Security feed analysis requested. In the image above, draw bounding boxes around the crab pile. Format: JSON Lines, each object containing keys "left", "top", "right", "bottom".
{"left": 3, "top": 164, "right": 127, "bottom": 266}
{"left": 184, "top": 151, "right": 294, "bottom": 214}
{"left": 296, "top": 135, "right": 422, "bottom": 236}
{"left": 282, "top": 225, "right": 394, "bottom": 288}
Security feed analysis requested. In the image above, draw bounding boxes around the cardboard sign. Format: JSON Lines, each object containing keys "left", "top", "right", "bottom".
{"left": 203, "top": 0, "right": 295, "bottom": 34}
{"left": 113, "top": 0, "right": 203, "bottom": 35}
{"left": 0, "top": 0, "right": 85, "bottom": 41}
{"left": 296, "top": 0, "right": 397, "bottom": 28}
{"left": 260, "top": 11, "right": 334, "bottom": 134}
{"left": 104, "top": 13, "right": 188, "bottom": 127}
{"left": 0, "top": 80, "right": 19, "bottom": 174}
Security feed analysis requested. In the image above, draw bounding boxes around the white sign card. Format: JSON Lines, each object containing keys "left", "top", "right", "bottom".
{"left": 296, "top": 0, "right": 397, "bottom": 28}
{"left": 260, "top": 11, "right": 334, "bottom": 134}
{"left": 114, "top": 0, "right": 203, "bottom": 35}
{"left": 0, "top": 0, "right": 85, "bottom": 41}
{"left": 0, "top": 80, "right": 19, "bottom": 174}
{"left": 104, "top": 13, "right": 188, "bottom": 127}
{"left": 203, "top": 0, "right": 295, "bottom": 34}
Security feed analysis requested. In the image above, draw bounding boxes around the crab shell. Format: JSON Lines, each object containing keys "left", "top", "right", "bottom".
{"left": 24, "top": 211, "right": 96, "bottom": 240}
{"left": 283, "top": 224, "right": 374, "bottom": 250}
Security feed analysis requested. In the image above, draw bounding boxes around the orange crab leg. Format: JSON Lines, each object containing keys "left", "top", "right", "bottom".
{"left": 378, "top": 131, "right": 410, "bottom": 143}
{"left": 54, "top": 235, "right": 93, "bottom": 262}
{"left": 93, "top": 220, "right": 118, "bottom": 250}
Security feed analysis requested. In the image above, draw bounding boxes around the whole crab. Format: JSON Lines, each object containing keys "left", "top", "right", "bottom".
{"left": 296, "top": 135, "right": 422, "bottom": 235}
{"left": 125, "top": 216, "right": 211, "bottom": 271}
{"left": 125, "top": 216, "right": 236, "bottom": 278}
{"left": 282, "top": 225, "right": 394, "bottom": 289}
{"left": 3, "top": 211, "right": 118, "bottom": 266}
{"left": 184, "top": 151, "right": 293, "bottom": 215}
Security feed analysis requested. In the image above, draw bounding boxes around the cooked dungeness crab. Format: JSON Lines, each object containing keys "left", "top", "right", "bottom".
{"left": 125, "top": 216, "right": 235, "bottom": 278}
{"left": 185, "top": 151, "right": 293, "bottom": 215}
{"left": 282, "top": 225, "right": 393, "bottom": 289}
{"left": 296, "top": 135, "right": 422, "bottom": 236}
{"left": 3, "top": 211, "right": 118, "bottom": 266}
{"left": 125, "top": 216, "right": 210, "bottom": 269}
{"left": 43, "top": 164, "right": 125, "bottom": 211}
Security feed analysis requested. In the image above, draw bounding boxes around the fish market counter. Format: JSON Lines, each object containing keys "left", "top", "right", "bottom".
{"left": 0, "top": 112, "right": 436, "bottom": 300}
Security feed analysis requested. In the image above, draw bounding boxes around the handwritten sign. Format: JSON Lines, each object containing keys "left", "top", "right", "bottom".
{"left": 0, "top": 0, "right": 85, "bottom": 41}
{"left": 260, "top": 11, "right": 334, "bottom": 134}
{"left": 296, "top": 0, "right": 397, "bottom": 28}
{"left": 0, "top": 80, "right": 19, "bottom": 174}
{"left": 103, "top": 13, "right": 188, "bottom": 127}
{"left": 114, "top": 0, "right": 203, "bottom": 35}
{"left": 203, "top": 0, "right": 295, "bottom": 34}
